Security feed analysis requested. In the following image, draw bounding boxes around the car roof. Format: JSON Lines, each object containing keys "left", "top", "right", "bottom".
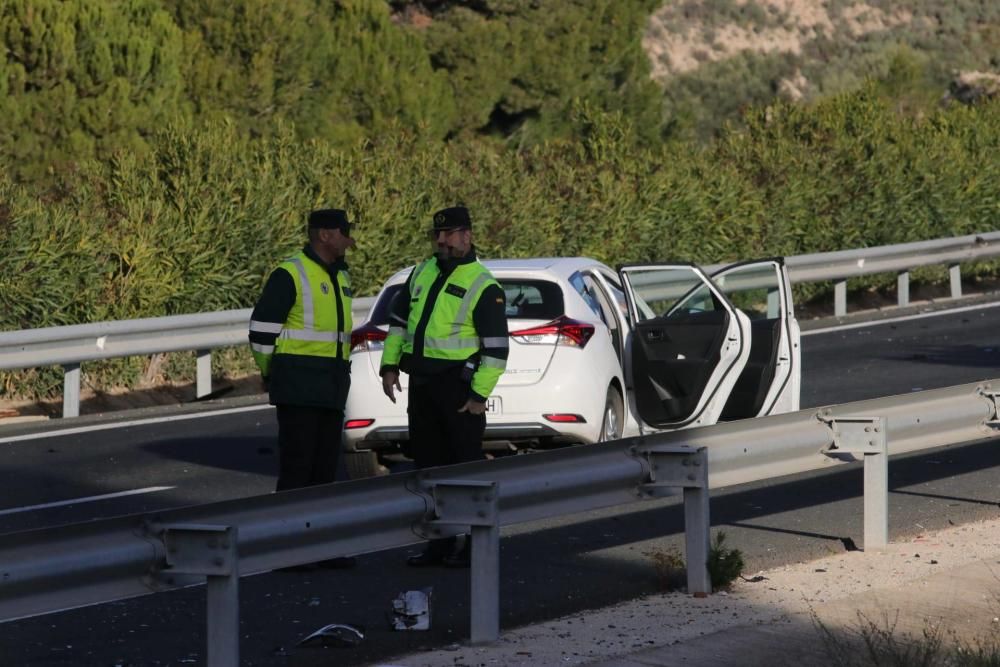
{"left": 383, "top": 256, "right": 611, "bottom": 285}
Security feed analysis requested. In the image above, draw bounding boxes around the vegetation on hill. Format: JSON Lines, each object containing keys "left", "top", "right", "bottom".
{"left": 645, "top": 0, "right": 1000, "bottom": 139}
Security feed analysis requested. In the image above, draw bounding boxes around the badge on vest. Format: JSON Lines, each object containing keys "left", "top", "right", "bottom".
{"left": 321, "top": 282, "right": 330, "bottom": 295}
{"left": 445, "top": 284, "right": 467, "bottom": 298}
{"left": 343, "top": 286, "right": 353, "bottom": 297}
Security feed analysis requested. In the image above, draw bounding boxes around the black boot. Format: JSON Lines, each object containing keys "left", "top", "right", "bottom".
{"left": 406, "top": 537, "right": 454, "bottom": 567}
{"left": 442, "top": 540, "right": 470, "bottom": 569}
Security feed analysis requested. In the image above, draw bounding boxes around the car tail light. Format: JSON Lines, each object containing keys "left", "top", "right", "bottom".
{"left": 351, "top": 323, "right": 387, "bottom": 353}
{"left": 510, "top": 316, "right": 595, "bottom": 348}
{"left": 345, "top": 418, "right": 375, "bottom": 429}
{"left": 543, "top": 414, "right": 587, "bottom": 423}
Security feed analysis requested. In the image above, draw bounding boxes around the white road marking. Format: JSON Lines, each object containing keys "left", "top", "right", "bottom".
{"left": 0, "top": 404, "right": 274, "bottom": 444}
{"left": 0, "top": 486, "right": 175, "bottom": 516}
{"left": 802, "top": 300, "right": 1000, "bottom": 336}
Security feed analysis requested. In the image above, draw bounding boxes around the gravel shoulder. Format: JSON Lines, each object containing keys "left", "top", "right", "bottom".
{"left": 381, "top": 516, "right": 1000, "bottom": 667}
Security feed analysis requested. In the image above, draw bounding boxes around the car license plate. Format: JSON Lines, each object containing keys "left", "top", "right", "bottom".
{"left": 485, "top": 396, "right": 502, "bottom": 416}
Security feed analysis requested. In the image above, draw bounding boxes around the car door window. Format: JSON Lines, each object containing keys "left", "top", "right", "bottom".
{"left": 580, "top": 271, "right": 626, "bottom": 366}
{"left": 710, "top": 260, "right": 796, "bottom": 421}
{"left": 569, "top": 272, "right": 606, "bottom": 324}
{"left": 711, "top": 265, "right": 782, "bottom": 320}
{"left": 625, "top": 268, "right": 723, "bottom": 322}
{"left": 594, "top": 270, "right": 631, "bottom": 325}
{"left": 618, "top": 264, "right": 749, "bottom": 430}
{"left": 582, "top": 275, "right": 615, "bottom": 329}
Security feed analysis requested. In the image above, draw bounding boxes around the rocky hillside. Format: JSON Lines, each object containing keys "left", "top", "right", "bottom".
{"left": 642, "top": 0, "right": 1000, "bottom": 137}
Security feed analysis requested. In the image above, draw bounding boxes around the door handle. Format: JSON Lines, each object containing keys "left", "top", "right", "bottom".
{"left": 645, "top": 330, "right": 665, "bottom": 341}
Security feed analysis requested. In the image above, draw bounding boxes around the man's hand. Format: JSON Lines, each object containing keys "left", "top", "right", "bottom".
{"left": 382, "top": 370, "right": 402, "bottom": 403}
{"left": 458, "top": 399, "right": 487, "bottom": 415}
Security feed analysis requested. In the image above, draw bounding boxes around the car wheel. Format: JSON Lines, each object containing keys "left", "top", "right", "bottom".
{"left": 343, "top": 450, "right": 386, "bottom": 479}
{"left": 598, "top": 386, "right": 624, "bottom": 442}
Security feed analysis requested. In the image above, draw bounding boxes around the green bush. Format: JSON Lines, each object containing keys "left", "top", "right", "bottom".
{"left": 0, "top": 0, "right": 667, "bottom": 186}
{"left": 707, "top": 531, "right": 744, "bottom": 590}
{"left": 3, "top": 90, "right": 997, "bottom": 400}
{"left": 0, "top": 0, "right": 187, "bottom": 183}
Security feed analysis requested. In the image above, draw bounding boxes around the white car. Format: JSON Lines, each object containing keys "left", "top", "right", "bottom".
{"left": 343, "top": 257, "right": 800, "bottom": 477}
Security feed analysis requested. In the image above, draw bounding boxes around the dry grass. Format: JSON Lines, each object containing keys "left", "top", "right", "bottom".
{"left": 643, "top": 0, "right": 912, "bottom": 80}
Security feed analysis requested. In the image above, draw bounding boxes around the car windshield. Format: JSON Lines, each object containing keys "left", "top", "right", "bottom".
{"left": 366, "top": 279, "right": 564, "bottom": 325}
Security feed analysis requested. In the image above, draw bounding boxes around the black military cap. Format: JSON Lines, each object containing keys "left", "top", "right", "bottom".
{"left": 309, "top": 209, "right": 352, "bottom": 234}
{"left": 430, "top": 206, "right": 472, "bottom": 232}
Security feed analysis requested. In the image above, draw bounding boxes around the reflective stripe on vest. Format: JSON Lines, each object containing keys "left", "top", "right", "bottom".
{"left": 279, "top": 329, "right": 350, "bottom": 343}
{"left": 402, "top": 259, "right": 498, "bottom": 362}
{"left": 424, "top": 336, "right": 481, "bottom": 350}
{"left": 274, "top": 252, "right": 352, "bottom": 361}
{"left": 451, "top": 272, "right": 491, "bottom": 336}
{"left": 289, "top": 258, "right": 315, "bottom": 329}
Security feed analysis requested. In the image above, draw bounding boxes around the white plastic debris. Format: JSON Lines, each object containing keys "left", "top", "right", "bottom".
{"left": 391, "top": 588, "right": 432, "bottom": 631}
{"left": 297, "top": 623, "right": 365, "bottom": 647}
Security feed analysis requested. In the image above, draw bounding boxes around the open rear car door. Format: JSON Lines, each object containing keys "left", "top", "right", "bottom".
{"left": 710, "top": 258, "right": 801, "bottom": 420}
{"left": 618, "top": 264, "right": 751, "bottom": 431}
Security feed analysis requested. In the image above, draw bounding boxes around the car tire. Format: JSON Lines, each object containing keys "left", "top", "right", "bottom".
{"left": 598, "top": 386, "right": 624, "bottom": 442}
{"left": 343, "top": 450, "right": 385, "bottom": 479}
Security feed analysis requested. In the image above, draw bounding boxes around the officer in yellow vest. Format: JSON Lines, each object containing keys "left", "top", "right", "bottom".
{"left": 380, "top": 206, "right": 509, "bottom": 568}
{"left": 249, "top": 208, "right": 356, "bottom": 569}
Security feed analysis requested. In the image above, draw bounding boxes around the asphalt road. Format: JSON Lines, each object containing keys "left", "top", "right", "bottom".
{"left": 1, "top": 305, "right": 999, "bottom": 666}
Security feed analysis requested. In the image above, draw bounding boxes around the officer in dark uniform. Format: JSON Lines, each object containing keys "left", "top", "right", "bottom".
{"left": 249, "top": 208, "right": 357, "bottom": 569}
{"left": 380, "top": 206, "right": 509, "bottom": 567}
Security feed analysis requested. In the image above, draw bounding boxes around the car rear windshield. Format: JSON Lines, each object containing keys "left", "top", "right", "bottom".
{"left": 502, "top": 280, "right": 563, "bottom": 320}
{"left": 366, "top": 279, "right": 564, "bottom": 325}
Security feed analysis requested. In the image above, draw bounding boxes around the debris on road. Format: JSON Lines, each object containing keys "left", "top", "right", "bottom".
{"left": 391, "top": 589, "right": 432, "bottom": 631}
{"left": 296, "top": 623, "right": 365, "bottom": 648}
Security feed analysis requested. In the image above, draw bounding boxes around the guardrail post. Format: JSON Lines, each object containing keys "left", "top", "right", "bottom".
{"left": 834, "top": 280, "right": 847, "bottom": 317}
{"left": 863, "top": 431, "right": 889, "bottom": 550}
{"left": 949, "top": 264, "right": 962, "bottom": 299}
{"left": 196, "top": 349, "right": 212, "bottom": 399}
{"left": 62, "top": 363, "right": 81, "bottom": 418}
{"left": 897, "top": 271, "right": 910, "bottom": 307}
{"left": 635, "top": 444, "right": 711, "bottom": 594}
{"left": 985, "top": 391, "right": 1000, "bottom": 429}
{"left": 470, "top": 519, "right": 500, "bottom": 642}
{"left": 820, "top": 416, "right": 888, "bottom": 550}
{"left": 155, "top": 524, "right": 240, "bottom": 667}
{"left": 683, "top": 459, "right": 711, "bottom": 595}
{"left": 416, "top": 479, "right": 500, "bottom": 644}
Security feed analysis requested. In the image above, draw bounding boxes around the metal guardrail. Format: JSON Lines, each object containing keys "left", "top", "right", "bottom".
{"left": 0, "top": 300, "right": 375, "bottom": 418}
{"left": 1, "top": 231, "right": 999, "bottom": 417}
{"left": 0, "top": 380, "right": 997, "bottom": 665}
{"left": 784, "top": 231, "right": 1000, "bottom": 317}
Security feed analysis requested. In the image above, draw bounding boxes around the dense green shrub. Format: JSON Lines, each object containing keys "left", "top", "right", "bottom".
{"left": 410, "top": 0, "right": 665, "bottom": 144}
{"left": 0, "top": 0, "right": 187, "bottom": 182}
{"left": 0, "top": 0, "right": 667, "bottom": 185}
{"left": 2, "top": 91, "right": 998, "bottom": 399}
{"left": 165, "top": 0, "right": 457, "bottom": 145}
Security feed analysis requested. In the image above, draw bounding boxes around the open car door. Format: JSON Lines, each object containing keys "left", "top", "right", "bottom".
{"left": 618, "top": 264, "right": 751, "bottom": 431}
{"left": 710, "top": 258, "right": 801, "bottom": 420}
